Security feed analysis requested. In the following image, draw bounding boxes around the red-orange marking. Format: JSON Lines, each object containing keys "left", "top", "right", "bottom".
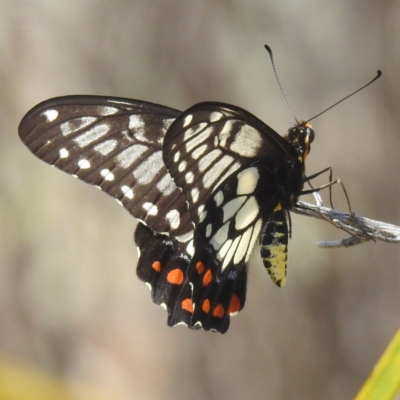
{"left": 212, "top": 304, "right": 225, "bottom": 318}
{"left": 166, "top": 268, "right": 184, "bottom": 285}
{"left": 152, "top": 261, "right": 161, "bottom": 272}
{"left": 202, "top": 269, "right": 212, "bottom": 286}
{"left": 181, "top": 298, "right": 194, "bottom": 314}
{"left": 228, "top": 294, "right": 241, "bottom": 314}
{"left": 202, "top": 299, "right": 210, "bottom": 314}
{"left": 195, "top": 261, "right": 205, "bottom": 274}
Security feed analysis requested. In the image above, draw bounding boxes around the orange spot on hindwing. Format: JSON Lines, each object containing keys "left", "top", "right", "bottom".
{"left": 195, "top": 261, "right": 205, "bottom": 274}
{"left": 202, "top": 299, "right": 210, "bottom": 313}
{"left": 212, "top": 304, "right": 225, "bottom": 318}
{"left": 202, "top": 269, "right": 212, "bottom": 286}
{"left": 228, "top": 294, "right": 241, "bottom": 315}
{"left": 181, "top": 298, "right": 194, "bottom": 314}
{"left": 152, "top": 261, "right": 161, "bottom": 272}
{"left": 166, "top": 268, "right": 184, "bottom": 285}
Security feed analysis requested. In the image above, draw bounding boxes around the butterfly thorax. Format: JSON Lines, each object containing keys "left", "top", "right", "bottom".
{"left": 281, "top": 121, "right": 315, "bottom": 209}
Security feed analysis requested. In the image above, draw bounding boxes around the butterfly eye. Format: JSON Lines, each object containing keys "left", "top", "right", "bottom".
{"left": 306, "top": 127, "right": 315, "bottom": 144}
{"left": 307, "top": 127, "right": 315, "bottom": 143}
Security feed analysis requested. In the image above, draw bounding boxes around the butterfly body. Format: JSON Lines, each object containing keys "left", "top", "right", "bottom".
{"left": 19, "top": 96, "right": 314, "bottom": 333}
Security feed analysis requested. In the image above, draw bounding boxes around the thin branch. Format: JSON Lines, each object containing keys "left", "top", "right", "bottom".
{"left": 293, "top": 201, "right": 400, "bottom": 248}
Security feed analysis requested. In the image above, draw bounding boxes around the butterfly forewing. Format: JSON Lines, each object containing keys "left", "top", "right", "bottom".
{"left": 18, "top": 96, "right": 192, "bottom": 236}
{"left": 163, "top": 102, "right": 291, "bottom": 225}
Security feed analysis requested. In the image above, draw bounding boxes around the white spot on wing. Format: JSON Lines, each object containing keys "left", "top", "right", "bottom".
{"left": 183, "top": 114, "right": 193, "bottom": 128}
{"left": 213, "top": 161, "right": 241, "bottom": 191}
{"left": 198, "top": 210, "right": 207, "bottom": 223}
{"left": 121, "top": 185, "right": 134, "bottom": 199}
{"left": 178, "top": 161, "right": 187, "bottom": 172}
{"left": 202, "top": 155, "right": 234, "bottom": 189}
{"left": 94, "top": 139, "right": 117, "bottom": 156}
{"left": 163, "top": 119, "right": 174, "bottom": 133}
{"left": 221, "top": 235, "right": 241, "bottom": 270}
{"left": 197, "top": 204, "right": 205, "bottom": 216}
{"left": 143, "top": 202, "right": 158, "bottom": 216}
{"left": 175, "top": 321, "right": 189, "bottom": 327}
{"left": 133, "top": 152, "right": 164, "bottom": 184}
{"left": 218, "top": 239, "right": 232, "bottom": 262}
{"left": 235, "top": 196, "right": 259, "bottom": 230}
{"left": 166, "top": 209, "right": 180, "bottom": 230}
{"left": 191, "top": 188, "right": 200, "bottom": 203}
{"left": 210, "top": 221, "right": 229, "bottom": 250}
{"left": 209, "top": 112, "right": 223, "bottom": 122}
{"left": 175, "top": 230, "right": 194, "bottom": 243}
{"left": 222, "top": 197, "right": 246, "bottom": 223}
{"left": 237, "top": 167, "right": 259, "bottom": 195}
{"left": 186, "top": 240, "right": 195, "bottom": 257}
{"left": 218, "top": 120, "right": 235, "bottom": 147}
{"left": 185, "top": 171, "right": 194, "bottom": 184}
{"left": 100, "top": 169, "right": 115, "bottom": 181}
{"left": 198, "top": 149, "right": 222, "bottom": 172}
{"left": 129, "top": 115, "right": 151, "bottom": 143}
{"left": 191, "top": 144, "right": 207, "bottom": 160}
{"left": 233, "top": 226, "right": 253, "bottom": 264}
{"left": 78, "top": 159, "right": 90, "bottom": 169}
{"left": 205, "top": 224, "right": 212, "bottom": 237}
{"left": 74, "top": 123, "right": 110, "bottom": 147}
{"left": 230, "top": 125, "right": 262, "bottom": 157}
{"left": 60, "top": 117, "right": 97, "bottom": 137}
{"left": 185, "top": 126, "right": 214, "bottom": 152}
{"left": 214, "top": 191, "right": 224, "bottom": 207}
{"left": 98, "top": 106, "right": 119, "bottom": 116}
{"left": 183, "top": 122, "right": 207, "bottom": 141}
{"left": 43, "top": 109, "right": 58, "bottom": 122}
{"left": 129, "top": 115, "right": 145, "bottom": 130}
{"left": 116, "top": 144, "right": 148, "bottom": 168}
{"left": 174, "top": 151, "right": 180, "bottom": 162}
{"left": 156, "top": 174, "right": 177, "bottom": 196}
{"left": 59, "top": 148, "right": 69, "bottom": 158}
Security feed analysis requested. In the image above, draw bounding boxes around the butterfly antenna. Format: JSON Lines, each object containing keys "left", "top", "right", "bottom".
{"left": 307, "top": 70, "right": 382, "bottom": 123}
{"left": 265, "top": 45, "right": 298, "bottom": 124}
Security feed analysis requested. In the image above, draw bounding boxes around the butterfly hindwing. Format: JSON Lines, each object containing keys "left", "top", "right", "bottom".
{"left": 18, "top": 96, "right": 192, "bottom": 236}
{"left": 185, "top": 163, "right": 288, "bottom": 331}
{"left": 135, "top": 222, "right": 197, "bottom": 329}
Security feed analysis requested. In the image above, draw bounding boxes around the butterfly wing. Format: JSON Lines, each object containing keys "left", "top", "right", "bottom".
{"left": 18, "top": 96, "right": 192, "bottom": 236}
{"left": 135, "top": 222, "right": 196, "bottom": 329}
{"left": 163, "top": 103, "right": 294, "bottom": 331}
{"left": 19, "top": 97, "right": 298, "bottom": 333}
{"left": 163, "top": 102, "right": 292, "bottom": 223}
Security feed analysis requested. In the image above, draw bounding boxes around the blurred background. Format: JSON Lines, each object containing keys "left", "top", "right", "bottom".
{"left": 1, "top": 1, "right": 400, "bottom": 399}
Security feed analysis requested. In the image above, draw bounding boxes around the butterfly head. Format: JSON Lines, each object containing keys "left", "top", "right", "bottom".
{"left": 287, "top": 121, "right": 314, "bottom": 162}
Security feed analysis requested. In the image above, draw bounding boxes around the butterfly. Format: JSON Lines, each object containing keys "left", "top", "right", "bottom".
{"left": 19, "top": 94, "right": 315, "bottom": 333}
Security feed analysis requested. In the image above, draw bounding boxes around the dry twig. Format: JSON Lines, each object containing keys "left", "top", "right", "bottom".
{"left": 293, "top": 201, "right": 400, "bottom": 248}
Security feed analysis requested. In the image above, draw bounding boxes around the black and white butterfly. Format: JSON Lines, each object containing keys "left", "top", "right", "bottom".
{"left": 19, "top": 95, "right": 315, "bottom": 333}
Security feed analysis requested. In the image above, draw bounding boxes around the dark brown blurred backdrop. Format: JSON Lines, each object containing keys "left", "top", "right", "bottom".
{"left": 1, "top": 1, "right": 400, "bottom": 399}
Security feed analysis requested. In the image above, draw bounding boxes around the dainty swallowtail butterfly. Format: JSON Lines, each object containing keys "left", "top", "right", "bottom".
{"left": 19, "top": 94, "right": 315, "bottom": 333}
